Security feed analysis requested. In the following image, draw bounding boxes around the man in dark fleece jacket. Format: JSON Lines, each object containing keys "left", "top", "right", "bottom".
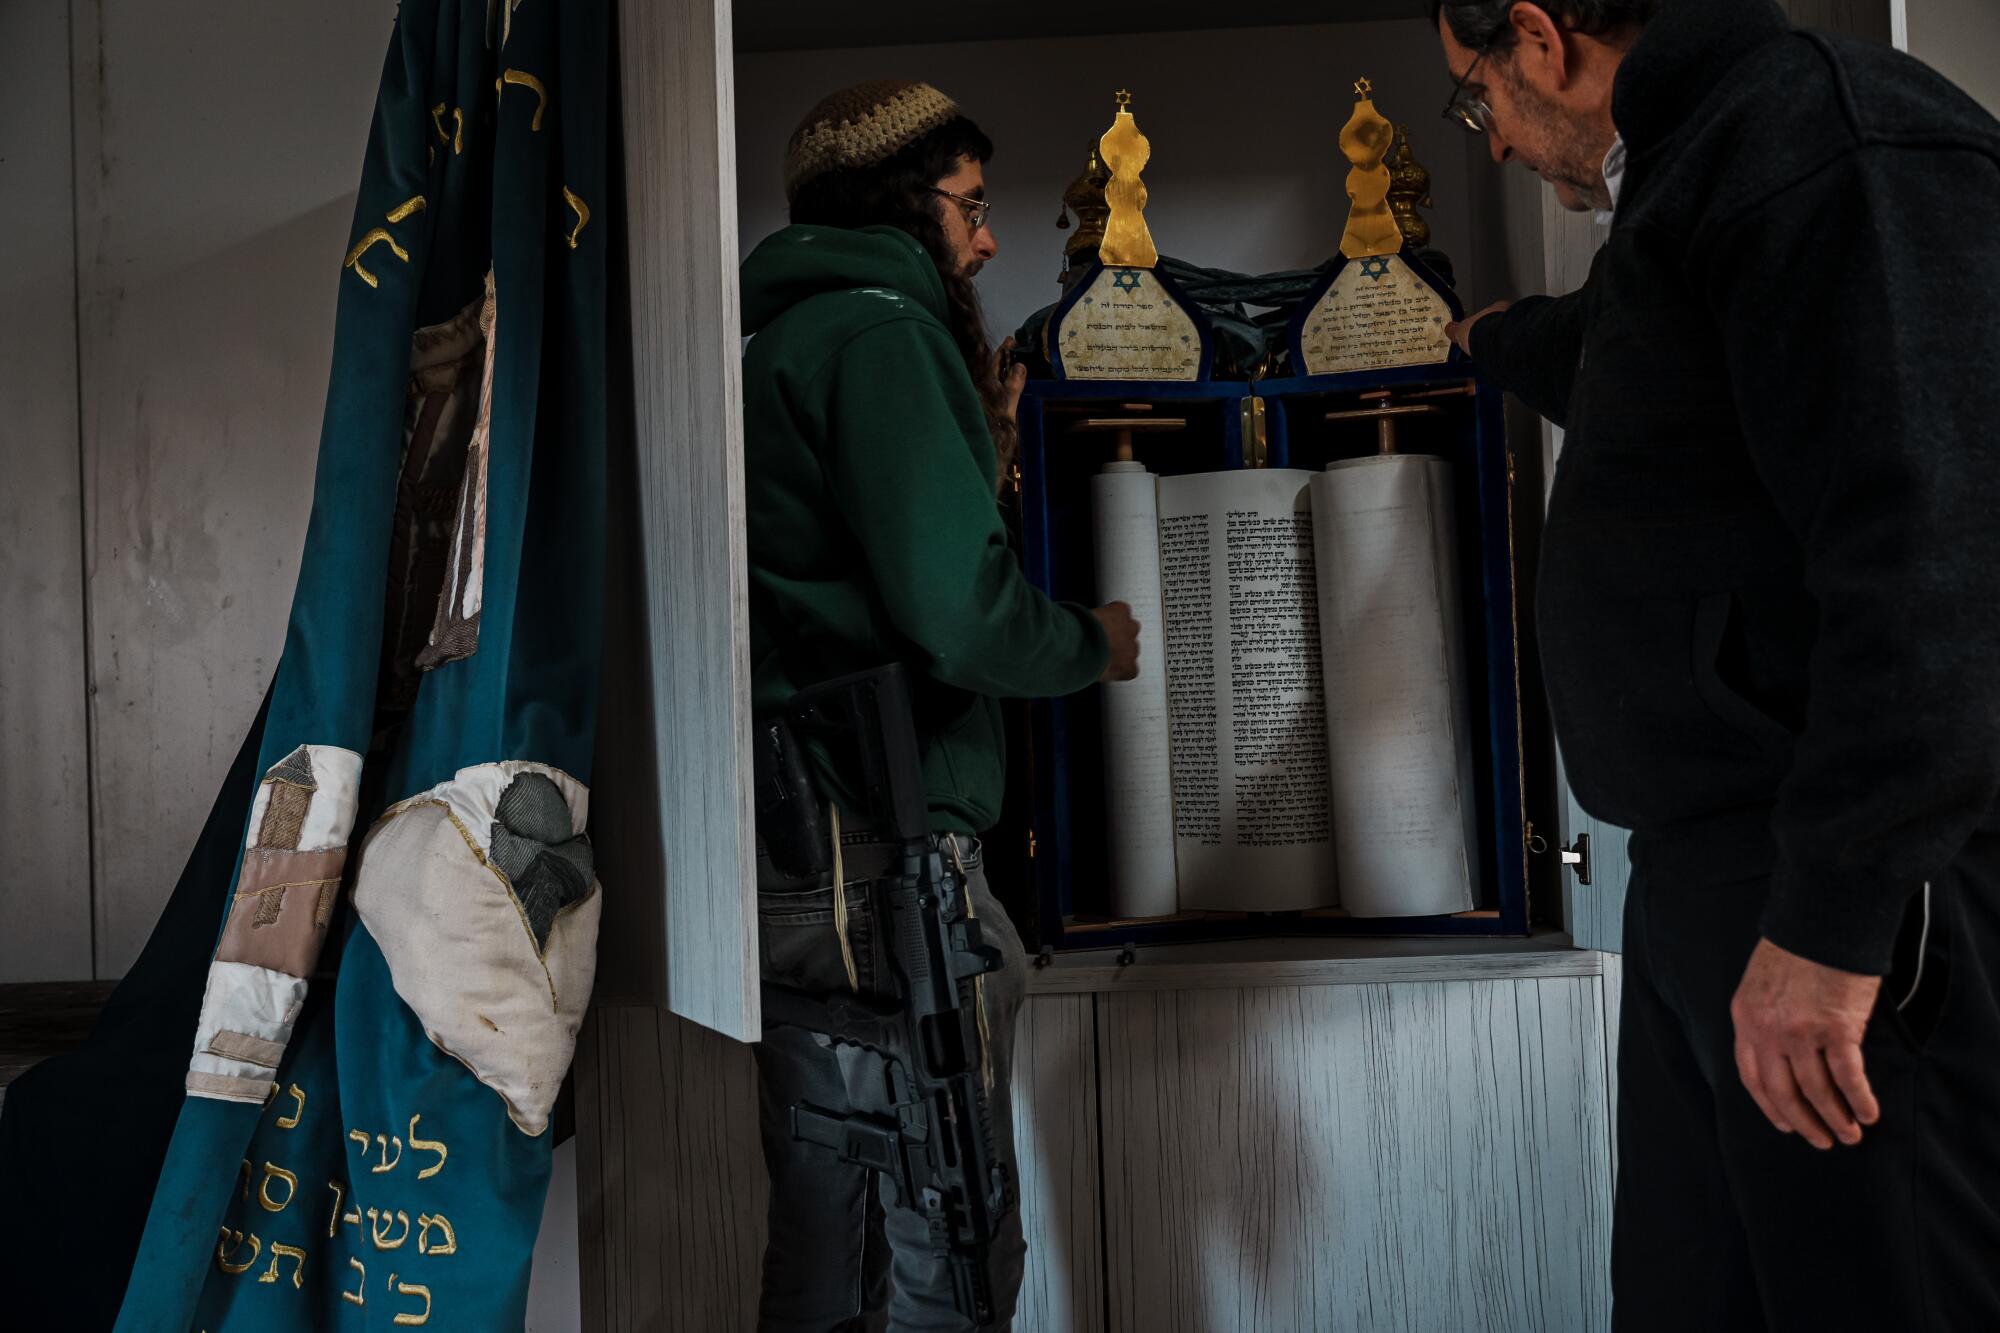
{"left": 739, "top": 82, "right": 1137, "bottom": 1332}
{"left": 1434, "top": 0, "right": 2000, "bottom": 1326}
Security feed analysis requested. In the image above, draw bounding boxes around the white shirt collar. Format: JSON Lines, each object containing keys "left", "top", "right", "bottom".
{"left": 1595, "top": 134, "right": 1628, "bottom": 228}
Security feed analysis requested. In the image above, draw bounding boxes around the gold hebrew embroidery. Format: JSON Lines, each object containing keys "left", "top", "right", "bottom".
{"left": 259, "top": 1242, "right": 307, "bottom": 1289}
{"left": 258, "top": 1161, "right": 298, "bottom": 1213}
{"left": 499, "top": 69, "right": 548, "bottom": 131}
{"left": 325, "top": 1180, "right": 346, "bottom": 1238}
{"left": 563, "top": 186, "right": 589, "bottom": 250}
{"left": 368, "top": 1207, "right": 411, "bottom": 1251}
{"left": 389, "top": 1273, "right": 433, "bottom": 1326}
{"left": 409, "top": 1115, "right": 447, "bottom": 1180}
{"left": 347, "top": 1128, "right": 371, "bottom": 1155}
{"left": 216, "top": 1228, "right": 260, "bottom": 1275}
{"left": 276, "top": 1082, "right": 305, "bottom": 1129}
{"left": 416, "top": 1212, "right": 457, "bottom": 1256}
{"left": 431, "top": 103, "right": 449, "bottom": 143}
{"left": 386, "top": 195, "right": 427, "bottom": 224}
{"left": 344, "top": 1257, "right": 367, "bottom": 1307}
{"left": 345, "top": 229, "right": 411, "bottom": 289}
{"left": 373, "top": 1133, "right": 403, "bottom": 1173}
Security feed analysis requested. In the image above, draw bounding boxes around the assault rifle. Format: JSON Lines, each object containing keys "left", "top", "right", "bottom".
{"left": 753, "top": 664, "right": 1014, "bottom": 1329}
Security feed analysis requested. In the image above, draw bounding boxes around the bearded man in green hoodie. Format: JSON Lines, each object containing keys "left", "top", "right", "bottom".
{"left": 739, "top": 81, "right": 1140, "bottom": 1332}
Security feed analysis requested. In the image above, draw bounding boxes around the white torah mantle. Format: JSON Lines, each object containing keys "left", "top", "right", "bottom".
{"left": 1309, "top": 456, "right": 1481, "bottom": 916}
{"left": 1091, "top": 462, "right": 1181, "bottom": 917}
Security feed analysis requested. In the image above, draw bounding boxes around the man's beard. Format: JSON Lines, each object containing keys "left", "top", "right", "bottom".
{"left": 1504, "top": 68, "right": 1613, "bottom": 211}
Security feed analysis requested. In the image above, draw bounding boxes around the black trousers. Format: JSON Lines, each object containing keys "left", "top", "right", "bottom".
{"left": 1613, "top": 856, "right": 2000, "bottom": 1330}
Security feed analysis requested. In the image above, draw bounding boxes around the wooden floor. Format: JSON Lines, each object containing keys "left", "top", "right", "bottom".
{"left": 0, "top": 980, "right": 115, "bottom": 1105}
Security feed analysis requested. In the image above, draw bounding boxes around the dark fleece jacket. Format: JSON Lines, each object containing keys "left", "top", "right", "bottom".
{"left": 1469, "top": 0, "right": 2000, "bottom": 973}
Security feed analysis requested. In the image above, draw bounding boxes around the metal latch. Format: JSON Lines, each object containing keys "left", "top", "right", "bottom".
{"left": 1560, "top": 833, "right": 1592, "bottom": 886}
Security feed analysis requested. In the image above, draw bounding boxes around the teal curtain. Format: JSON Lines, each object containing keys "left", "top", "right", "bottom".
{"left": 0, "top": 3, "right": 612, "bottom": 1328}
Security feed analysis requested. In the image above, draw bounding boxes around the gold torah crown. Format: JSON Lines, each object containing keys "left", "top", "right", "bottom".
{"left": 1339, "top": 77, "right": 1403, "bottom": 260}
{"left": 1097, "top": 90, "right": 1160, "bottom": 269}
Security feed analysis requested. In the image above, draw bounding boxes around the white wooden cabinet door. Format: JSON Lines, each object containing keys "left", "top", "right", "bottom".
{"left": 604, "top": 0, "right": 761, "bottom": 1040}
{"left": 1097, "top": 978, "right": 1615, "bottom": 1333}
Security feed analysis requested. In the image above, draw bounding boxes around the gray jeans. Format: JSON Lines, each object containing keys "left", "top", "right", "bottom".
{"left": 753, "top": 834, "right": 1028, "bottom": 1333}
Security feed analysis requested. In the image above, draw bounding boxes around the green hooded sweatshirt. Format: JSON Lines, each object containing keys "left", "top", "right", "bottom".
{"left": 741, "top": 224, "right": 1109, "bottom": 834}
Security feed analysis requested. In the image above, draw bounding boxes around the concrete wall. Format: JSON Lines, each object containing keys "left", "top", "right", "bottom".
{"left": 0, "top": 0, "right": 400, "bottom": 984}
{"left": 65, "top": 0, "right": 392, "bottom": 976}
{"left": 0, "top": 2, "right": 94, "bottom": 983}
{"left": 733, "top": 19, "right": 1516, "bottom": 342}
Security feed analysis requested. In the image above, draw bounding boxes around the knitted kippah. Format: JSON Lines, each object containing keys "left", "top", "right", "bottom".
{"left": 784, "top": 80, "right": 962, "bottom": 200}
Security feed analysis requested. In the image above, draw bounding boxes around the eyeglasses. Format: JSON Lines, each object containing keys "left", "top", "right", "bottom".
{"left": 930, "top": 187, "right": 993, "bottom": 232}
{"left": 1441, "top": 47, "right": 1496, "bottom": 133}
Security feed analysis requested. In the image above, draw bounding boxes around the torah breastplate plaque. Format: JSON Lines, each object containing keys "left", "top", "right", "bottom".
{"left": 1296, "top": 253, "right": 1453, "bottom": 377}
{"left": 1054, "top": 264, "right": 1203, "bottom": 382}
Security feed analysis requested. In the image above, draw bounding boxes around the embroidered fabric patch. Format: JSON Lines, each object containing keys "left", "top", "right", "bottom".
{"left": 382, "top": 289, "right": 487, "bottom": 712}
{"left": 214, "top": 847, "right": 346, "bottom": 975}
{"left": 185, "top": 960, "right": 308, "bottom": 1104}
{"left": 416, "top": 271, "right": 496, "bottom": 671}
{"left": 350, "top": 760, "right": 599, "bottom": 1135}
{"left": 243, "top": 744, "right": 364, "bottom": 855}
{"left": 186, "top": 741, "right": 363, "bottom": 1102}
{"left": 488, "top": 772, "right": 594, "bottom": 954}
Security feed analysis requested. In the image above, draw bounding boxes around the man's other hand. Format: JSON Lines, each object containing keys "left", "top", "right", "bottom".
{"left": 1730, "top": 938, "right": 1884, "bottom": 1149}
{"left": 1094, "top": 602, "right": 1140, "bottom": 682}
{"left": 1444, "top": 300, "right": 1511, "bottom": 358}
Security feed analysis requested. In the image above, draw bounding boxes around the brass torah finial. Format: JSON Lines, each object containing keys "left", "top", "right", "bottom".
{"left": 1338, "top": 77, "right": 1402, "bottom": 260}
{"left": 1097, "top": 91, "right": 1159, "bottom": 269}
{"left": 1057, "top": 142, "right": 1113, "bottom": 286}
{"left": 1386, "top": 123, "right": 1434, "bottom": 249}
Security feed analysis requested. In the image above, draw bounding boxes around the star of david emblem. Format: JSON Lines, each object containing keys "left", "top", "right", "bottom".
{"left": 1358, "top": 256, "right": 1394, "bottom": 281}
{"left": 1111, "top": 268, "right": 1144, "bottom": 292}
